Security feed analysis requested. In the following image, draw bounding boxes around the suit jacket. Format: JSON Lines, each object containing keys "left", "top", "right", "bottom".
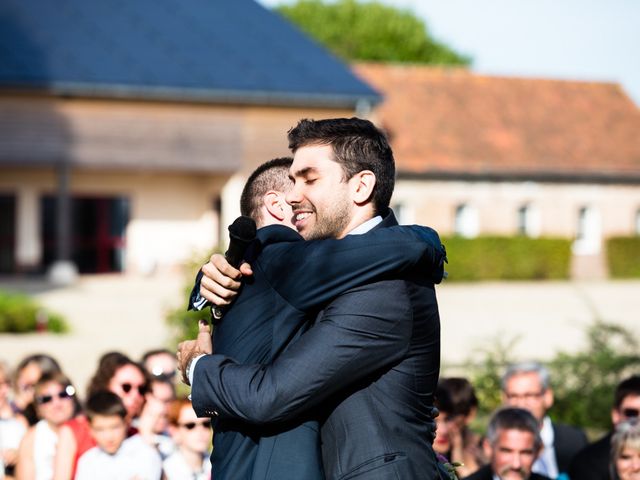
{"left": 196, "top": 216, "right": 446, "bottom": 480}
{"left": 552, "top": 421, "right": 588, "bottom": 474}
{"left": 192, "top": 212, "right": 444, "bottom": 479}
{"left": 463, "top": 465, "right": 552, "bottom": 480}
{"left": 567, "top": 432, "right": 611, "bottom": 480}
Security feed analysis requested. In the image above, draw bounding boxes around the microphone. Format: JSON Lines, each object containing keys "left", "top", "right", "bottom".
{"left": 211, "top": 216, "right": 257, "bottom": 321}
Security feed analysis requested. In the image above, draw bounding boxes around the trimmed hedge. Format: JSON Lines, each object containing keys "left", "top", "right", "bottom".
{"left": 0, "top": 290, "right": 69, "bottom": 333}
{"left": 441, "top": 236, "right": 572, "bottom": 281}
{"left": 607, "top": 236, "right": 640, "bottom": 278}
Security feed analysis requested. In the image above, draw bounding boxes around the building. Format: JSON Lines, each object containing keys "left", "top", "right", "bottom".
{"left": 354, "top": 63, "right": 640, "bottom": 278}
{"left": 0, "top": 0, "right": 379, "bottom": 277}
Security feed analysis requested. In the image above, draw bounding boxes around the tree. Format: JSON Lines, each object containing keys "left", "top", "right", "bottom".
{"left": 275, "top": 0, "right": 470, "bottom": 65}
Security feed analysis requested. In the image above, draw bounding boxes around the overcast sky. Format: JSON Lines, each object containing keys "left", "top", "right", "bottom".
{"left": 257, "top": 0, "right": 640, "bottom": 106}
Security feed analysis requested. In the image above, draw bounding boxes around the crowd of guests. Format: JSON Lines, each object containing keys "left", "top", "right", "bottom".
{"left": 433, "top": 364, "right": 640, "bottom": 480}
{"left": 0, "top": 350, "right": 210, "bottom": 480}
{"left": 1, "top": 350, "right": 639, "bottom": 480}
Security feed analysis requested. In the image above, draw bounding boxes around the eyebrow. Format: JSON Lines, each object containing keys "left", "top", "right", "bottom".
{"left": 289, "top": 166, "right": 318, "bottom": 179}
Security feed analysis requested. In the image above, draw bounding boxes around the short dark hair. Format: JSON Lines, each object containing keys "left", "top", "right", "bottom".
{"left": 486, "top": 407, "right": 542, "bottom": 451}
{"left": 615, "top": 375, "right": 640, "bottom": 409}
{"left": 240, "top": 157, "right": 293, "bottom": 222}
{"left": 287, "top": 118, "right": 395, "bottom": 215}
{"left": 436, "top": 377, "right": 479, "bottom": 417}
{"left": 85, "top": 391, "right": 127, "bottom": 421}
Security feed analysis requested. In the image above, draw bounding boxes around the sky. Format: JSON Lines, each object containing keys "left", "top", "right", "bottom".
{"left": 257, "top": 0, "right": 640, "bottom": 106}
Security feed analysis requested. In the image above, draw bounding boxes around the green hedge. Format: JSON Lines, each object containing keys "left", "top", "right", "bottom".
{"left": 607, "top": 236, "right": 640, "bottom": 278}
{"left": 441, "top": 236, "right": 572, "bottom": 281}
{"left": 0, "top": 290, "right": 69, "bottom": 333}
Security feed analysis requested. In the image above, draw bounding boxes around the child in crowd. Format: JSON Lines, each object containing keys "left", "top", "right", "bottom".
{"left": 75, "top": 391, "right": 161, "bottom": 480}
{"left": 163, "top": 398, "right": 211, "bottom": 480}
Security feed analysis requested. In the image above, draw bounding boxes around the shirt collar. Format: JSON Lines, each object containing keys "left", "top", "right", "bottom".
{"left": 347, "top": 216, "right": 383, "bottom": 235}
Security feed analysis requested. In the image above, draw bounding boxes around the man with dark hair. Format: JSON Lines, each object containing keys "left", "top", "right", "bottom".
{"left": 568, "top": 375, "right": 640, "bottom": 480}
{"left": 463, "top": 408, "right": 552, "bottom": 480}
{"left": 501, "top": 362, "right": 587, "bottom": 477}
{"left": 179, "top": 117, "right": 445, "bottom": 479}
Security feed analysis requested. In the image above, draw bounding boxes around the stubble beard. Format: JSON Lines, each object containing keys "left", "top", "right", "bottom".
{"left": 301, "top": 194, "right": 352, "bottom": 241}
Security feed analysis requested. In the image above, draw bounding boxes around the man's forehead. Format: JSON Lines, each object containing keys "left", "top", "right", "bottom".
{"left": 507, "top": 371, "right": 542, "bottom": 388}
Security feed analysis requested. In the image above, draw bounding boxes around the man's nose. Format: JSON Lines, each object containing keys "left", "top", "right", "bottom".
{"left": 285, "top": 184, "right": 302, "bottom": 206}
{"left": 511, "top": 453, "right": 522, "bottom": 469}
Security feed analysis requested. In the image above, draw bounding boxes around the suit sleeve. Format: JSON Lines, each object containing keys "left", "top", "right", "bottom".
{"left": 191, "top": 280, "right": 412, "bottom": 423}
{"left": 261, "top": 225, "right": 445, "bottom": 311}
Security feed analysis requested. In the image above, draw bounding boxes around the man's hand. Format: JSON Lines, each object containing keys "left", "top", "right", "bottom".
{"left": 177, "top": 320, "right": 213, "bottom": 385}
{"left": 199, "top": 253, "right": 253, "bottom": 306}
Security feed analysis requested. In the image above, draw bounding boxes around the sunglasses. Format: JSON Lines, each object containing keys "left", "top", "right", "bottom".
{"left": 179, "top": 420, "right": 211, "bottom": 431}
{"left": 622, "top": 408, "right": 640, "bottom": 418}
{"left": 120, "top": 383, "right": 148, "bottom": 396}
{"left": 36, "top": 385, "right": 76, "bottom": 405}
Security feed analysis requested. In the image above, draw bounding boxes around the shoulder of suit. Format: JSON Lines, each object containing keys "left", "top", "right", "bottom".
{"left": 256, "top": 225, "right": 303, "bottom": 244}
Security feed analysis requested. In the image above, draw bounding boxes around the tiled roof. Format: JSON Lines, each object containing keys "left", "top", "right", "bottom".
{"left": 354, "top": 63, "right": 640, "bottom": 181}
{"left": 0, "top": 0, "right": 379, "bottom": 108}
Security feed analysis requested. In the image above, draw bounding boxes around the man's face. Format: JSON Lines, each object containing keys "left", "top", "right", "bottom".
{"left": 489, "top": 429, "right": 539, "bottom": 480}
{"left": 286, "top": 144, "right": 353, "bottom": 240}
{"left": 503, "top": 372, "right": 552, "bottom": 422}
{"left": 612, "top": 394, "right": 640, "bottom": 425}
{"left": 90, "top": 414, "right": 127, "bottom": 455}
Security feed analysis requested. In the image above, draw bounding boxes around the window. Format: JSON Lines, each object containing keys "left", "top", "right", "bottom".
{"left": 517, "top": 204, "right": 540, "bottom": 237}
{"left": 573, "top": 205, "right": 601, "bottom": 255}
{"left": 454, "top": 203, "right": 478, "bottom": 238}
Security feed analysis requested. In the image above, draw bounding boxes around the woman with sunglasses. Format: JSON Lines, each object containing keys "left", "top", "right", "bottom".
{"left": 53, "top": 352, "right": 149, "bottom": 480}
{"left": 610, "top": 419, "right": 640, "bottom": 480}
{"left": 11, "top": 354, "right": 62, "bottom": 427}
{"left": 15, "top": 371, "right": 77, "bottom": 480}
{"left": 163, "top": 398, "right": 211, "bottom": 480}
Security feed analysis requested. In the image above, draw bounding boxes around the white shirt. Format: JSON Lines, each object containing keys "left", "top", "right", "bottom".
{"left": 75, "top": 434, "right": 162, "bottom": 480}
{"left": 187, "top": 215, "right": 384, "bottom": 386}
{"left": 33, "top": 420, "right": 57, "bottom": 480}
{"left": 0, "top": 417, "right": 26, "bottom": 450}
{"left": 163, "top": 450, "right": 211, "bottom": 480}
{"left": 532, "top": 416, "right": 559, "bottom": 478}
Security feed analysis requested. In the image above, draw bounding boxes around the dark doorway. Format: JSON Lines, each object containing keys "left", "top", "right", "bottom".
{"left": 0, "top": 195, "right": 16, "bottom": 273}
{"left": 41, "top": 196, "right": 129, "bottom": 273}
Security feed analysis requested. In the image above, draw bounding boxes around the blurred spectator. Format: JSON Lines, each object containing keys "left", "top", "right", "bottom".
{"left": 462, "top": 407, "right": 551, "bottom": 480}
{"left": 12, "top": 354, "right": 61, "bottom": 426}
{"left": 53, "top": 352, "right": 149, "bottom": 479}
{"left": 1, "top": 361, "right": 27, "bottom": 479}
{"left": 16, "top": 372, "right": 77, "bottom": 480}
{"left": 75, "top": 391, "right": 161, "bottom": 480}
{"left": 138, "top": 377, "right": 176, "bottom": 458}
{"left": 610, "top": 419, "right": 640, "bottom": 480}
{"left": 569, "top": 375, "right": 640, "bottom": 480}
{"left": 163, "top": 398, "right": 211, "bottom": 480}
{"left": 141, "top": 349, "right": 178, "bottom": 386}
{"left": 502, "top": 361, "right": 587, "bottom": 478}
{"left": 434, "top": 377, "right": 485, "bottom": 477}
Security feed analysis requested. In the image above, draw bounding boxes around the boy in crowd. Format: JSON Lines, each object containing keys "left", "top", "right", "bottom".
{"left": 75, "top": 391, "right": 162, "bottom": 480}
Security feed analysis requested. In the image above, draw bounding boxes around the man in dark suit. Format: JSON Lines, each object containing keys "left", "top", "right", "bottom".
{"left": 463, "top": 408, "right": 552, "bottom": 480}
{"left": 568, "top": 375, "right": 640, "bottom": 480}
{"left": 181, "top": 156, "right": 445, "bottom": 479}
{"left": 178, "top": 118, "right": 444, "bottom": 479}
{"left": 501, "top": 362, "right": 588, "bottom": 477}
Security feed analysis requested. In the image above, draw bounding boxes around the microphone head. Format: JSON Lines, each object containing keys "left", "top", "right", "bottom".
{"left": 228, "top": 216, "right": 257, "bottom": 244}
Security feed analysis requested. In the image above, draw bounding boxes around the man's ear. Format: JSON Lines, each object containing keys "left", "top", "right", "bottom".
{"left": 482, "top": 437, "right": 493, "bottom": 460}
{"left": 263, "top": 191, "right": 286, "bottom": 221}
{"left": 350, "top": 170, "right": 376, "bottom": 205}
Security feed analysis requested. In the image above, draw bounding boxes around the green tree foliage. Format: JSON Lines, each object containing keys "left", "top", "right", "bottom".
{"left": 465, "top": 322, "right": 640, "bottom": 434}
{"left": 0, "top": 290, "right": 68, "bottom": 333}
{"left": 275, "top": 0, "right": 470, "bottom": 65}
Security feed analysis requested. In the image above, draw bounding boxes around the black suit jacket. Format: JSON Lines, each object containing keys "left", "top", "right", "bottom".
{"left": 463, "top": 465, "right": 553, "bottom": 480}
{"left": 192, "top": 212, "right": 445, "bottom": 479}
{"left": 567, "top": 432, "right": 611, "bottom": 480}
{"left": 195, "top": 216, "right": 446, "bottom": 479}
{"left": 552, "top": 421, "right": 588, "bottom": 474}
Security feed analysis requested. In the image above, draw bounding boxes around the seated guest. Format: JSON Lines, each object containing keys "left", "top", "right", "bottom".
{"left": 462, "top": 407, "right": 551, "bottom": 480}
{"left": 610, "top": 419, "right": 640, "bottom": 480}
{"left": 502, "top": 361, "right": 587, "bottom": 478}
{"left": 141, "top": 349, "right": 178, "bottom": 386}
{"left": 0, "top": 360, "right": 27, "bottom": 478}
{"left": 163, "top": 398, "right": 211, "bottom": 480}
{"left": 16, "top": 372, "right": 78, "bottom": 480}
{"left": 434, "top": 377, "right": 485, "bottom": 477}
{"left": 75, "top": 391, "right": 162, "bottom": 480}
{"left": 137, "top": 376, "right": 176, "bottom": 458}
{"left": 569, "top": 375, "right": 640, "bottom": 480}
{"left": 11, "top": 354, "right": 61, "bottom": 426}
